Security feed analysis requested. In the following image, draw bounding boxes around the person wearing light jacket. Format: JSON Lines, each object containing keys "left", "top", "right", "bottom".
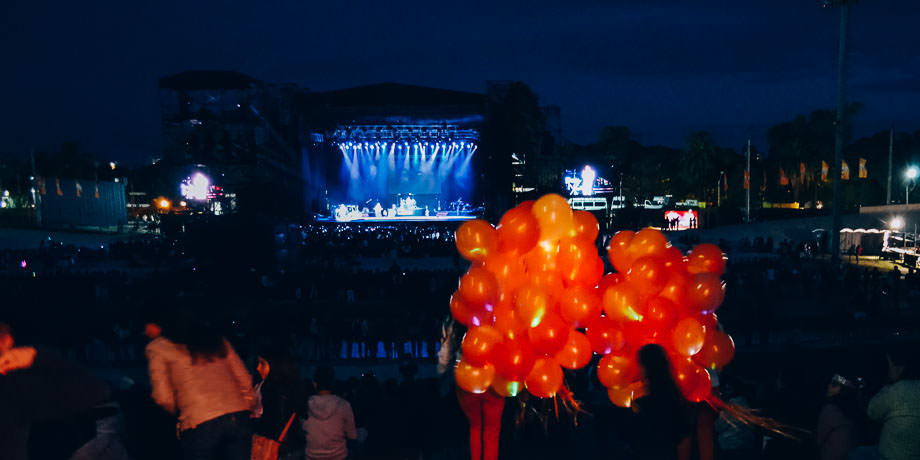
{"left": 303, "top": 365, "right": 357, "bottom": 460}
{"left": 866, "top": 349, "right": 920, "bottom": 460}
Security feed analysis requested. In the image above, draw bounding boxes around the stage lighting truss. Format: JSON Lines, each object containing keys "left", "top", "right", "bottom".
{"left": 330, "top": 124, "right": 479, "bottom": 145}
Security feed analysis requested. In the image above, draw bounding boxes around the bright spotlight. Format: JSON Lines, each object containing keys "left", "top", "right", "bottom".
{"left": 157, "top": 198, "right": 171, "bottom": 210}
{"left": 180, "top": 172, "right": 211, "bottom": 201}
{"left": 906, "top": 166, "right": 920, "bottom": 180}
{"left": 891, "top": 216, "right": 905, "bottom": 230}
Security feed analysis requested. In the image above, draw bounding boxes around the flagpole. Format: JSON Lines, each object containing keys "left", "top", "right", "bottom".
{"left": 746, "top": 139, "right": 751, "bottom": 223}
{"left": 887, "top": 127, "right": 894, "bottom": 204}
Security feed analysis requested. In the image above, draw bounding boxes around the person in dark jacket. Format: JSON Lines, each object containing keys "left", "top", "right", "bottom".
{"left": 253, "top": 353, "right": 306, "bottom": 458}
{"left": 631, "top": 344, "right": 693, "bottom": 460}
{"left": 0, "top": 322, "right": 112, "bottom": 460}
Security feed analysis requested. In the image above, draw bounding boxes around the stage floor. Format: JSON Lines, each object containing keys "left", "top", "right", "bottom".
{"left": 315, "top": 214, "right": 477, "bottom": 223}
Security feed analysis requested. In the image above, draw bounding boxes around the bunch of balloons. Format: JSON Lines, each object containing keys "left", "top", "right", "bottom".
{"left": 451, "top": 193, "right": 735, "bottom": 408}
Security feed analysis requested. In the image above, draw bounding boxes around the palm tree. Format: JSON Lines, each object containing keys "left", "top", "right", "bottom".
{"left": 683, "top": 131, "right": 717, "bottom": 200}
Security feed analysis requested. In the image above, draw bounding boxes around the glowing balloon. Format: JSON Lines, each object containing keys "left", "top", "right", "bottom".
{"left": 686, "top": 367, "right": 713, "bottom": 402}
{"left": 626, "top": 228, "right": 669, "bottom": 262}
{"left": 458, "top": 267, "right": 500, "bottom": 308}
{"left": 558, "top": 285, "right": 601, "bottom": 327}
{"left": 585, "top": 316, "right": 625, "bottom": 354}
{"left": 492, "top": 302, "right": 527, "bottom": 340}
{"left": 450, "top": 293, "right": 492, "bottom": 327}
{"left": 523, "top": 243, "right": 559, "bottom": 273}
{"left": 673, "top": 358, "right": 708, "bottom": 401}
{"left": 608, "top": 384, "right": 639, "bottom": 408}
{"left": 493, "top": 337, "right": 537, "bottom": 381}
{"left": 597, "top": 353, "right": 638, "bottom": 390}
{"left": 461, "top": 326, "right": 503, "bottom": 367}
{"left": 513, "top": 284, "right": 553, "bottom": 328}
{"left": 525, "top": 357, "right": 564, "bottom": 398}
{"left": 528, "top": 269, "right": 565, "bottom": 303}
{"left": 455, "top": 360, "right": 496, "bottom": 394}
{"left": 671, "top": 317, "right": 706, "bottom": 357}
{"left": 571, "top": 210, "right": 599, "bottom": 243}
{"left": 558, "top": 239, "right": 599, "bottom": 287}
{"left": 661, "top": 246, "right": 687, "bottom": 276}
{"left": 483, "top": 251, "right": 527, "bottom": 294}
{"left": 532, "top": 194, "right": 575, "bottom": 242}
{"left": 606, "top": 231, "right": 635, "bottom": 274}
{"left": 517, "top": 200, "right": 535, "bottom": 213}
{"left": 491, "top": 374, "right": 523, "bottom": 398}
{"left": 636, "top": 296, "right": 680, "bottom": 345}
{"left": 686, "top": 243, "right": 726, "bottom": 276}
{"left": 555, "top": 330, "right": 592, "bottom": 370}
{"left": 693, "top": 329, "right": 735, "bottom": 371}
{"left": 455, "top": 220, "right": 498, "bottom": 262}
{"left": 626, "top": 256, "right": 667, "bottom": 296}
{"left": 597, "top": 273, "right": 625, "bottom": 293}
{"left": 602, "top": 282, "right": 644, "bottom": 322}
{"left": 527, "top": 313, "right": 569, "bottom": 356}
{"left": 659, "top": 271, "right": 689, "bottom": 306}
{"left": 497, "top": 208, "right": 540, "bottom": 254}
{"left": 686, "top": 273, "right": 726, "bottom": 313}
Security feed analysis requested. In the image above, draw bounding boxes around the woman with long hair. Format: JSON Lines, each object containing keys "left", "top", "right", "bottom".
{"left": 632, "top": 344, "right": 693, "bottom": 460}
{"left": 145, "top": 307, "right": 254, "bottom": 460}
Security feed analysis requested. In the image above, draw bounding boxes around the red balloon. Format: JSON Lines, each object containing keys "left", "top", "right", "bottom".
{"left": 514, "top": 283, "right": 553, "bottom": 328}
{"left": 559, "top": 239, "right": 601, "bottom": 288}
{"left": 606, "top": 231, "right": 635, "bottom": 274}
{"left": 626, "top": 256, "right": 667, "bottom": 296}
{"left": 699, "top": 312, "right": 718, "bottom": 330}
{"left": 638, "top": 296, "right": 680, "bottom": 344}
{"left": 659, "top": 271, "right": 689, "bottom": 306}
{"left": 527, "top": 313, "right": 569, "bottom": 356}
{"left": 532, "top": 194, "right": 575, "bottom": 242}
{"left": 492, "top": 301, "right": 527, "bottom": 340}
{"left": 523, "top": 243, "right": 559, "bottom": 273}
{"left": 686, "top": 243, "right": 726, "bottom": 276}
{"left": 585, "top": 316, "right": 625, "bottom": 354}
{"left": 493, "top": 337, "right": 537, "bottom": 381}
{"left": 602, "top": 282, "right": 645, "bottom": 322}
{"left": 558, "top": 285, "right": 601, "bottom": 327}
{"left": 462, "top": 326, "right": 503, "bottom": 367}
{"left": 497, "top": 208, "right": 541, "bottom": 254}
{"left": 693, "top": 329, "right": 735, "bottom": 371}
{"left": 491, "top": 374, "right": 523, "bottom": 398}
{"left": 525, "top": 357, "right": 564, "bottom": 398}
{"left": 608, "top": 383, "right": 641, "bottom": 408}
{"left": 597, "top": 353, "right": 638, "bottom": 389}
{"left": 455, "top": 360, "right": 496, "bottom": 394}
{"left": 555, "top": 330, "right": 592, "bottom": 370}
{"left": 571, "top": 210, "right": 599, "bottom": 243}
{"left": 455, "top": 220, "right": 498, "bottom": 262}
{"left": 671, "top": 317, "right": 706, "bottom": 357}
{"left": 686, "top": 367, "right": 713, "bottom": 402}
{"left": 567, "top": 255, "right": 604, "bottom": 289}
{"left": 672, "top": 357, "right": 703, "bottom": 398}
{"left": 517, "top": 200, "right": 535, "bottom": 213}
{"left": 483, "top": 251, "right": 527, "bottom": 294}
{"left": 450, "top": 293, "right": 492, "bottom": 327}
{"left": 661, "top": 246, "right": 687, "bottom": 276}
{"left": 626, "top": 228, "right": 669, "bottom": 263}
{"left": 686, "top": 273, "right": 726, "bottom": 314}
{"left": 459, "top": 267, "right": 500, "bottom": 309}
{"left": 597, "top": 273, "right": 625, "bottom": 293}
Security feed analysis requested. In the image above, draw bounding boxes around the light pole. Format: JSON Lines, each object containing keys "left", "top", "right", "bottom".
{"left": 905, "top": 166, "right": 918, "bottom": 207}
{"left": 824, "top": 0, "right": 855, "bottom": 266}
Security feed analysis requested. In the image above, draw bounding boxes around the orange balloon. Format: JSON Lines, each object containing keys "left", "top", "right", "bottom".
{"left": 597, "top": 273, "right": 625, "bottom": 293}
{"left": 532, "top": 194, "right": 575, "bottom": 242}
{"left": 555, "top": 330, "right": 592, "bottom": 370}
{"left": 571, "top": 210, "right": 599, "bottom": 243}
{"left": 606, "top": 230, "right": 635, "bottom": 273}
{"left": 626, "top": 256, "right": 667, "bottom": 297}
{"left": 699, "top": 312, "right": 719, "bottom": 330}
{"left": 558, "top": 285, "right": 601, "bottom": 326}
{"left": 673, "top": 358, "right": 709, "bottom": 401}
{"left": 693, "top": 329, "right": 735, "bottom": 371}
{"left": 493, "top": 337, "right": 537, "bottom": 381}
{"left": 517, "top": 200, "right": 535, "bottom": 213}
{"left": 597, "top": 353, "right": 638, "bottom": 389}
{"left": 642, "top": 296, "right": 680, "bottom": 334}
{"left": 497, "top": 208, "right": 540, "bottom": 254}
{"left": 462, "top": 326, "right": 503, "bottom": 367}
{"left": 626, "top": 228, "right": 669, "bottom": 263}
{"left": 525, "top": 357, "right": 564, "bottom": 398}
{"left": 659, "top": 271, "right": 689, "bottom": 306}
{"left": 602, "top": 282, "right": 645, "bottom": 322}
{"left": 528, "top": 313, "right": 569, "bottom": 356}
{"left": 686, "top": 243, "right": 726, "bottom": 276}
{"left": 686, "top": 367, "right": 712, "bottom": 402}
{"left": 671, "top": 317, "right": 706, "bottom": 356}
{"left": 492, "top": 301, "right": 527, "bottom": 340}
{"left": 455, "top": 360, "right": 496, "bottom": 394}
{"left": 450, "top": 293, "right": 492, "bottom": 327}
{"left": 513, "top": 283, "right": 553, "bottom": 328}
{"left": 558, "top": 239, "right": 599, "bottom": 287}
{"left": 458, "top": 267, "right": 500, "bottom": 309}
{"left": 585, "top": 316, "right": 625, "bottom": 354}
{"left": 686, "top": 273, "right": 726, "bottom": 314}
{"left": 490, "top": 374, "right": 523, "bottom": 397}
{"left": 523, "top": 242, "right": 559, "bottom": 273}
{"left": 528, "top": 269, "right": 565, "bottom": 303}
{"left": 455, "top": 220, "right": 498, "bottom": 262}
{"left": 661, "top": 246, "right": 687, "bottom": 277}
{"left": 483, "top": 251, "right": 527, "bottom": 294}
{"left": 608, "top": 384, "right": 638, "bottom": 408}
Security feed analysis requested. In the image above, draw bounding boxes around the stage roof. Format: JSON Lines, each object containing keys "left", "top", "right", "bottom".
{"left": 307, "top": 82, "right": 486, "bottom": 108}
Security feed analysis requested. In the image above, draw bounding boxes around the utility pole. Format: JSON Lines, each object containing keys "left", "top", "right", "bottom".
{"left": 826, "top": 0, "right": 853, "bottom": 266}
{"left": 887, "top": 127, "right": 894, "bottom": 204}
{"left": 30, "top": 149, "right": 41, "bottom": 227}
{"left": 717, "top": 171, "right": 724, "bottom": 207}
{"left": 746, "top": 139, "right": 751, "bottom": 223}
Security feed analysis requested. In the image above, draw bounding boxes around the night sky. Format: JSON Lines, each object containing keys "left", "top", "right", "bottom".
{"left": 2, "top": 0, "right": 919, "bottom": 165}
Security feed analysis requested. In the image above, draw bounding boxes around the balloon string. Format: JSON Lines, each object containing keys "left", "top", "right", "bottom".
{"left": 704, "top": 394, "right": 807, "bottom": 440}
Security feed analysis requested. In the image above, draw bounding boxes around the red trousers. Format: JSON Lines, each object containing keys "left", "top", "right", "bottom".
{"left": 457, "top": 389, "right": 505, "bottom": 460}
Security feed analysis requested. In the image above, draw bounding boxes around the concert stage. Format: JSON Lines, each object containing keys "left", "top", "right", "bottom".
{"left": 314, "top": 214, "right": 477, "bottom": 223}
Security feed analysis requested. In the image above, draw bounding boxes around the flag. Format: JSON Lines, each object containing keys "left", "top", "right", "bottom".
{"left": 821, "top": 161, "right": 829, "bottom": 182}
{"left": 859, "top": 158, "right": 868, "bottom": 179}
{"left": 94, "top": 182, "right": 100, "bottom": 199}
{"left": 37, "top": 177, "right": 46, "bottom": 196}
{"left": 55, "top": 178, "right": 63, "bottom": 196}
{"left": 723, "top": 172, "right": 728, "bottom": 191}
{"left": 75, "top": 181, "right": 82, "bottom": 198}
{"left": 744, "top": 169, "right": 750, "bottom": 190}
{"left": 800, "top": 162, "right": 806, "bottom": 184}
{"left": 841, "top": 161, "right": 850, "bottom": 180}
{"left": 779, "top": 168, "right": 789, "bottom": 186}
